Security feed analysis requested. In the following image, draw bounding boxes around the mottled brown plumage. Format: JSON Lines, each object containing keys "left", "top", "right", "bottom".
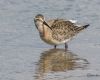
{"left": 34, "top": 14, "right": 89, "bottom": 49}
{"left": 48, "top": 19, "right": 89, "bottom": 42}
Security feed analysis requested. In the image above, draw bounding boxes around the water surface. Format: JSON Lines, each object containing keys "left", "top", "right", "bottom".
{"left": 0, "top": 0, "right": 100, "bottom": 80}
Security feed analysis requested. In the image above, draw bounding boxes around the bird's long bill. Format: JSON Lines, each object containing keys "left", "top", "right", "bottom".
{"left": 43, "top": 21, "right": 52, "bottom": 30}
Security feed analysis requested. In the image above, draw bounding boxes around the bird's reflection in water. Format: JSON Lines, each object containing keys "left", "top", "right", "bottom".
{"left": 35, "top": 49, "right": 89, "bottom": 80}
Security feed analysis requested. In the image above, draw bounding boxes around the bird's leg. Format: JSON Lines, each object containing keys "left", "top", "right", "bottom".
{"left": 54, "top": 45, "right": 57, "bottom": 49}
{"left": 65, "top": 43, "right": 68, "bottom": 51}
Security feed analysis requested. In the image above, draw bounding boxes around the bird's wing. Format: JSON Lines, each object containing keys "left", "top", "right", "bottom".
{"left": 47, "top": 19, "right": 65, "bottom": 26}
{"left": 50, "top": 19, "right": 77, "bottom": 41}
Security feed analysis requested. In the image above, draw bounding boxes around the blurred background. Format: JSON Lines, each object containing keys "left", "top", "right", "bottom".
{"left": 0, "top": 0, "right": 100, "bottom": 80}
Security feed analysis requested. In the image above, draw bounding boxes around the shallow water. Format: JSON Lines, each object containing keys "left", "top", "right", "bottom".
{"left": 0, "top": 0, "right": 100, "bottom": 80}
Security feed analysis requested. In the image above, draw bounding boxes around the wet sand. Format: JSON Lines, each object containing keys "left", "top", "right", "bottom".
{"left": 0, "top": 0, "right": 100, "bottom": 80}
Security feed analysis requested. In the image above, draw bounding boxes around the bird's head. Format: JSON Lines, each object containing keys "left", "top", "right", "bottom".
{"left": 34, "top": 14, "right": 52, "bottom": 30}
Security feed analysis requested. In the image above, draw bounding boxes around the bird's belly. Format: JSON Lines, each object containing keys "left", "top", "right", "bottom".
{"left": 40, "top": 35, "right": 71, "bottom": 45}
{"left": 40, "top": 36, "right": 57, "bottom": 45}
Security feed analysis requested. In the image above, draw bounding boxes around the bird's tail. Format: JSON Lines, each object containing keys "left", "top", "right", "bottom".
{"left": 82, "top": 24, "right": 90, "bottom": 29}
{"left": 76, "top": 24, "right": 90, "bottom": 32}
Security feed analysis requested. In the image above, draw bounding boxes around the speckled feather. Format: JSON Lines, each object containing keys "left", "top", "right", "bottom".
{"left": 34, "top": 14, "right": 89, "bottom": 46}
{"left": 48, "top": 19, "right": 81, "bottom": 42}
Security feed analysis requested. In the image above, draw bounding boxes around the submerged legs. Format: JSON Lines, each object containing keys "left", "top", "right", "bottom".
{"left": 54, "top": 45, "right": 57, "bottom": 49}
{"left": 53, "top": 43, "right": 68, "bottom": 50}
{"left": 65, "top": 43, "right": 68, "bottom": 50}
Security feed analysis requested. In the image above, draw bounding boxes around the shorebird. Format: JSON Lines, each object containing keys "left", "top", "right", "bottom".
{"left": 34, "top": 14, "right": 89, "bottom": 50}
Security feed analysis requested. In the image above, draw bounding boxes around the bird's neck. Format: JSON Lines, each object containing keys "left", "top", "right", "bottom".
{"left": 35, "top": 21, "right": 43, "bottom": 33}
{"left": 35, "top": 21, "right": 47, "bottom": 37}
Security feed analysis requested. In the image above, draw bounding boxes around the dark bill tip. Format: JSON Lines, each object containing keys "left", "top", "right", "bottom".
{"left": 43, "top": 21, "right": 52, "bottom": 30}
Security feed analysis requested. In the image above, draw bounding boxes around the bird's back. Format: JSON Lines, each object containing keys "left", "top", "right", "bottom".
{"left": 47, "top": 19, "right": 78, "bottom": 42}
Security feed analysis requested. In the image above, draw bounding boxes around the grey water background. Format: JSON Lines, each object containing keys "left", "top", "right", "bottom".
{"left": 0, "top": 0, "right": 100, "bottom": 80}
